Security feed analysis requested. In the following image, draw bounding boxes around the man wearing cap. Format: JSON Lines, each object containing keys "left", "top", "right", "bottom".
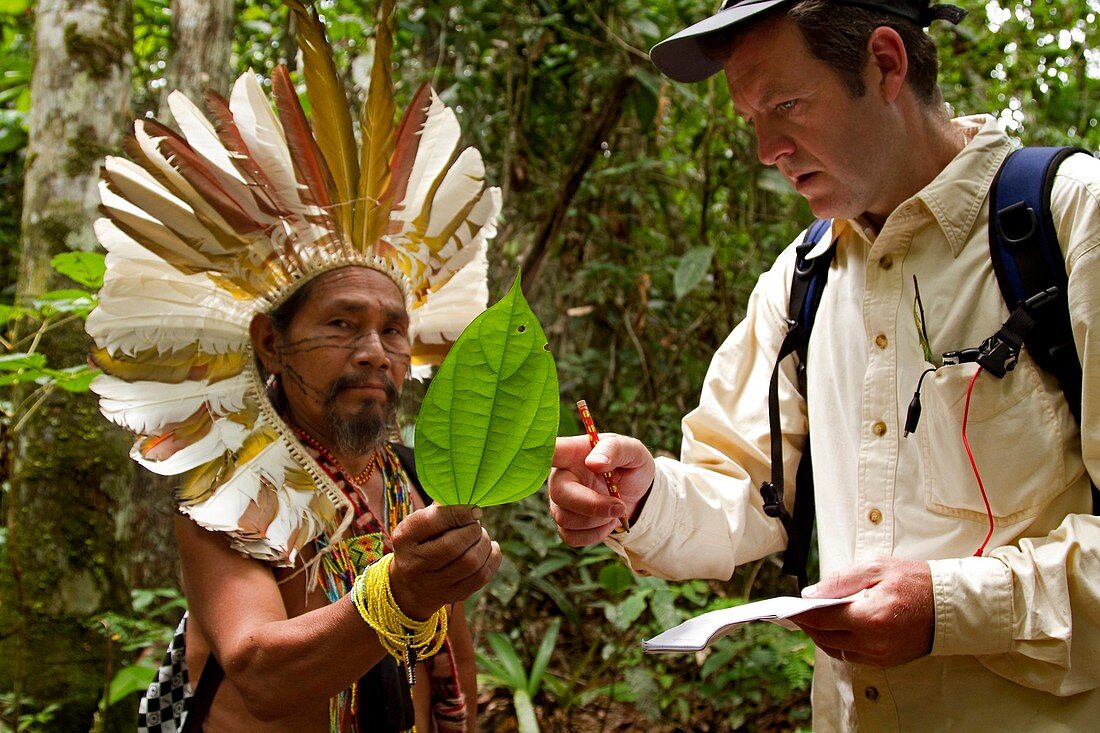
{"left": 549, "top": 0, "right": 1100, "bottom": 728}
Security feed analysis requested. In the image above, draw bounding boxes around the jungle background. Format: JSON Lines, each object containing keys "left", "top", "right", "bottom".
{"left": 0, "top": 0, "right": 1097, "bottom": 730}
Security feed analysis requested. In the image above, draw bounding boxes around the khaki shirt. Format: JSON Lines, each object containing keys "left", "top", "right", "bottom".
{"left": 610, "top": 117, "right": 1100, "bottom": 730}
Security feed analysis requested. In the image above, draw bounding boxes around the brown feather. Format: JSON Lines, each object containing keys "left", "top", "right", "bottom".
{"left": 144, "top": 119, "right": 270, "bottom": 237}
{"left": 99, "top": 204, "right": 221, "bottom": 274}
{"left": 204, "top": 90, "right": 285, "bottom": 218}
{"left": 380, "top": 84, "right": 432, "bottom": 228}
{"left": 271, "top": 64, "right": 338, "bottom": 221}
{"left": 285, "top": 0, "right": 358, "bottom": 241}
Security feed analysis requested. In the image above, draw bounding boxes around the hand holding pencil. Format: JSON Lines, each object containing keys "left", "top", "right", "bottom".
{"left": 576, "top": 400, "right": 630, "bottom": 533}
{"left": 547, "top": 405, "right": 656, "bottom": 547}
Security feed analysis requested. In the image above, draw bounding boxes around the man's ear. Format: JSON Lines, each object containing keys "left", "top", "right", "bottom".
{"left": 866, "top": 26, "right": 908, "bottom": 104}
{"left": 250, "top": 313, "right": 282, "bottom": 375}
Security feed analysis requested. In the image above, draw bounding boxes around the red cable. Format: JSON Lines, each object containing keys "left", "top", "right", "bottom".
{"left": 961, "top": 365, "right": 995, "bottom": 556}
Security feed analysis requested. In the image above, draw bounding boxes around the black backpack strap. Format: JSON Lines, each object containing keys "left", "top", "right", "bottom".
{"left": 983, "top": 146, "right": 1099, "bottom": 513}
{"left": 760, "top": 219, "right": 835, "bottom": 591}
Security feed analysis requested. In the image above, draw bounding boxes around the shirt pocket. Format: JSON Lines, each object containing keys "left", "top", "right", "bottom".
{"left": 917, "top": 358, "right": 1065, "bottom": 525}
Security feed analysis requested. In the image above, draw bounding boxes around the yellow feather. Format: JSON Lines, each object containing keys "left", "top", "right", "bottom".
{"left": 356, "top": 0, "right": 397, "bottom": 250}
{"left": 285, "top": 0, "right": 358, "bottom": 241}
{"left": 91, "top": 345, "right": 246, "bottom": 384}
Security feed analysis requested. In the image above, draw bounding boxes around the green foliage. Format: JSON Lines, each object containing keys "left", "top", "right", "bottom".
{"left": 416, "top": 274, "right": 559, "bottom": 506}
{"left": 91, "top": 588, "right": 186, "bottom": 712}
{"left": 0, "top": 692, "right": 60, "bottom": 733}
{"left": 477, "top": 496, "right": 814, "bottom": 729}
{"left": 0, "top": 254, "right": 102, "bottom": 416}
{"left": 0, "top": 0, "right": 30, "bottom": 297}
{"left": 478, "top": 616, "right": 561, "bottom": 733}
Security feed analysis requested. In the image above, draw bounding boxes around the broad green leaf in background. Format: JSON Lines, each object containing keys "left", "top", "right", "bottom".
{"left": 415, "top": 273, "right": 559, "bottom": 506}
{"left": 51, "top": 251, "right": 106, "bottom": 289}
{"left": 106, "top": 665, "right": 157, "bottom": 705}
{"left": 673, "top": 245, "right": 715, "bottom": 300}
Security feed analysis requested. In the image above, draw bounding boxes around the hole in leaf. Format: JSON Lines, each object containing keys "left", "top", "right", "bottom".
{"left": 517, "top": 324, "right": 527, "bottom": 333}
{"left": 543, "top": 343, "right": 550, "bottom": 351}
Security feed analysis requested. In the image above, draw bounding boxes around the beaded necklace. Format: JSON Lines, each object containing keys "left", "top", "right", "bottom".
{"left": 291, "top": 424, "right": 379, "bottom": 488}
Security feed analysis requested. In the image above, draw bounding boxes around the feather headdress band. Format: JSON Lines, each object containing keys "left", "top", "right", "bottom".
{"left": 86, "top": 0, "right": 502, "bottom": 565}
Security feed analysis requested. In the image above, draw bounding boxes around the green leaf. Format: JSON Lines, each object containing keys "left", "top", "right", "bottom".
{"left": 32, "top": 289, "right": 97, "bottom": 318}
{"left": 0, "top": 303, "right": 30, "bottom": 326}
{"left": 0, "top": 0, "right": 32, "bottom": 13}
{"left": 415, "top": 273, "right": 559, "bottom": 506}
{"left": 603, "top": 590, "right": 648, "bottom": 631}
{"left": 526, "top": 616, "right": 560, "bottom": 696}
{"left": 673, "top": 246, "right": 715, "bottom": 300}
{"left": 597, "top": 562, "right": 635, "bottom": 596}
{"left": 50, "top": 251, "right": 106, "bottom": 288}
{"left": 0, "top": 352, "right": 46, "bottom": 371}
{"left": 106, "top": 664, "right": 157, "bottom": 705}
{"left": 48, "top": 365, "right": 99, "bottom": 393}
{"left": 485, "top": 632, "right": 528, "bottom": 689}
{"left": 514, "top": 688, "right": 540, "bottom": 733}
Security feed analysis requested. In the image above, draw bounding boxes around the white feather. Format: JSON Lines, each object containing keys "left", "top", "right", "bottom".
{"left": 426, "top": 185, "right": 501, "bottom": 290}
{"left": 229, "top": 73, "right": 311, "bottom": 218}
{"left": 92, "top": 373, "right": 251, "bottom": 435}
{"left": 99, "top": 182, "right": 217, "bottom": 271}
{"left": 93, "top": 218, "right": 165, "bottom": 263}
{"left": 168, "top": 90, "right": 246, "bottom": 184}
{"left": 133, "top": 120, "right": 245, "bottom": 238}
{"left": 393, "top": 90, "right": 460, "bottom": 224}
{"left": 103, "top": 157, "right": 232, "bottom": 257}
{"left": 423, "top": 147, "right": 486, "bottom": 241}
{"left": 411, "top": 238, "right": 489, "bottom": 348}
{"left": 181, "top": 437, "right": 320, "bottom": 565}
{"left": 131, "top": 418, "right": 250, "bottom": 475}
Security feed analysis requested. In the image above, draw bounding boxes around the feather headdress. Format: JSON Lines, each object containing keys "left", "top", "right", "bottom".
{"left": 86, "top": 0, "right": 502, "bottom": 565}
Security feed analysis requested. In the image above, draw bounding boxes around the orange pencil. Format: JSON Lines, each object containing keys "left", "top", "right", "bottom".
{"left": 576, "top": 400, "right": 629, "bottom": 533}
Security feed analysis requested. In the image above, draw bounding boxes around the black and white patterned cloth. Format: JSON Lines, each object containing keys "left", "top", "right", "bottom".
{"left": 137, "top": 613, "right": 192, "bottom": 733}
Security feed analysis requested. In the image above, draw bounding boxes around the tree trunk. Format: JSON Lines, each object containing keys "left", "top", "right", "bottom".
{"left": 162, "top": 0, "right": 235, "bottom": 114}
{"left": 132, "top": 0, "right": 237, "bottom": 594}
{"left": 2, "top": 0, "right": 134, "bottom": 729}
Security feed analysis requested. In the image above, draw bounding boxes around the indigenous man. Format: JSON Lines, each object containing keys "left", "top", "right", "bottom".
{"left": 549, "top": 0, "right": 1100, "bottom": 729}
{"left": 87, "top": 3, "right": 503, "bottom": 731}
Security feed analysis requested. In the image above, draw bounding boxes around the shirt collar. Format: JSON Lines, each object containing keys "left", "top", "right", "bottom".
{"left": 914, "top": 114, "right": 1013, "bottom": 258}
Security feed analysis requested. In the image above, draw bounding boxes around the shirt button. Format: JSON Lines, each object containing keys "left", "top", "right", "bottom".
{"left": 879, "top": 256, "right": 894, "bottom": 270}
{"left": 865, "top": 686, "right": 880, "bottom": 702}
{"left": 874, "top": 334, "right": 888, "bottom": 349}
{"left": 872, "top": 421, "right": 887, "bottom": 437}
{"left": 868, "top": 508, "right": 883, "bottom": 524}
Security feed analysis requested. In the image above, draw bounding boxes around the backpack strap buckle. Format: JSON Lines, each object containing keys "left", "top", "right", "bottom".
{"left": 760, "top": 481, "right": 785, "bottom": 519}
{"left": 977, "top": 286, "right": 1060, "bottom": 378}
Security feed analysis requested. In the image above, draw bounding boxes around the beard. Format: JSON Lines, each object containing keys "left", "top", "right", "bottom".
{"left": 322, "top": 371, "right": 400, "bottom": 456}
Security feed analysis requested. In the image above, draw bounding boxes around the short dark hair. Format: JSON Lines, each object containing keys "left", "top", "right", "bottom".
{"left": 258, "top": 276, "right": 320, "bottom": 414}
{"left": 267, "top": 276, "right": 320, "bottom": 336}
{"left": 699, "top": 0, "right": 943, "bottom": 106}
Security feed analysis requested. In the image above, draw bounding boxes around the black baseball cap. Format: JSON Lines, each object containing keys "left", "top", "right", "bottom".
{"left": 649, "top": 0, "right": 967, "bottom": 83}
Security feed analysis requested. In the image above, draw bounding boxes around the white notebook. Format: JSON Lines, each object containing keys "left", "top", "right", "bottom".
{"left": 642, "top": 594, "right": 857, "bottom": 653}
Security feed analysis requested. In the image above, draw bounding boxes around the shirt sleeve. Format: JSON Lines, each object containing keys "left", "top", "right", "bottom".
{"left": 928, "top": 152, "right": 1100, "bottom": 697}
{"left": 606, "top": 238, "right": 810, "bottom": 580}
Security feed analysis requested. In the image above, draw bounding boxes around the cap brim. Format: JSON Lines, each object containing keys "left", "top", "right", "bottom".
{"left": 649, "top": 0, "right": 790, "bottom": 83}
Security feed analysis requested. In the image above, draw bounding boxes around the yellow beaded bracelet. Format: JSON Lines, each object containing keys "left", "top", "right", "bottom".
{"left": 351, "top": 553, "right": 448, "bottom": 685}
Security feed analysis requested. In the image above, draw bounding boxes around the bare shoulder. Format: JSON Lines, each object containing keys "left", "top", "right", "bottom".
{"left": 174, "top": 515, "right": 290, "bottom": 651}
